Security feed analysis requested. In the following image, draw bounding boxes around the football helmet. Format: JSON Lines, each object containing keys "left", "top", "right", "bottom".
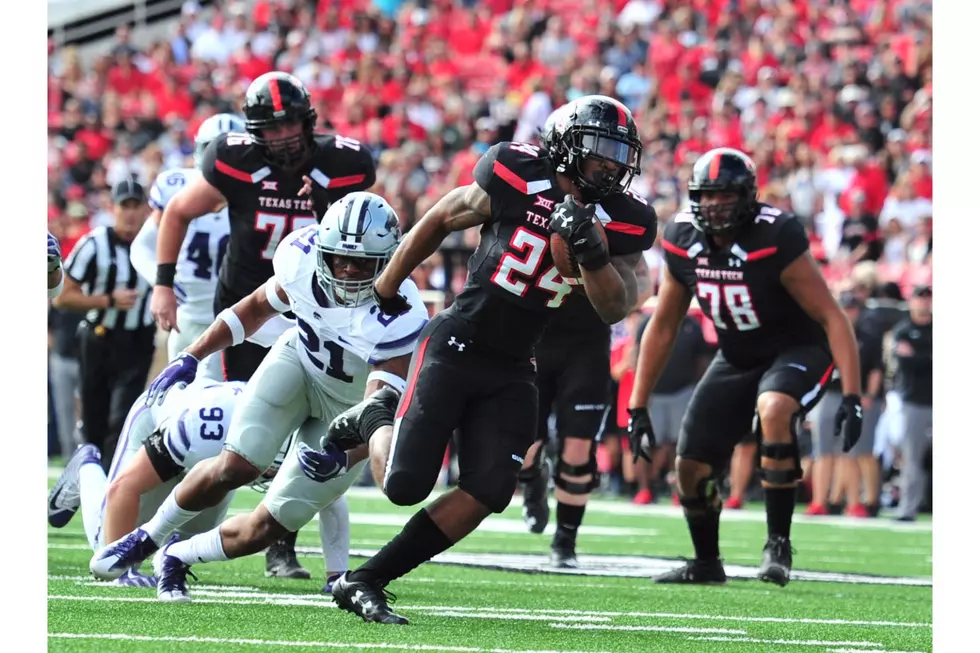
{"left": 243, "top": 72, "right": 317, "bottom": 169}
{"left": 194, "top": 113, "right": 246, "bottom": 169}
{"left": 543, "top": 95, "right": 642, "bottom": 201}
{"left": 688, "top": 148, "right": 759, "bottom": 236}
{"left": 315, "top": 192, "right": 401, "bottom": 307}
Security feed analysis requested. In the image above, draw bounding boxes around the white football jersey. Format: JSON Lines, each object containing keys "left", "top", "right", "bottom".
{"left": 149, "top": 167, "right": 231, "bottom": 324}
{"left": 154, "top": 379, "right": 247, "bottom": 470}
{"left": 273, "top": 225, "right": 429, "bottom": 405}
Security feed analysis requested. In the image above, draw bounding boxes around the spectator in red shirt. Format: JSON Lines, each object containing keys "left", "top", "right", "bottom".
{"left": 843, "top": 146, "right": 889, "bottom": 216}
{"left": 106, "top": 48, "right": 145, "bottom": 97}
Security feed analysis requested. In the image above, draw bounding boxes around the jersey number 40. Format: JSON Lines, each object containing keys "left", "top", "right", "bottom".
{"left": 491, "top": 227, "right": 573, "bottom": 308}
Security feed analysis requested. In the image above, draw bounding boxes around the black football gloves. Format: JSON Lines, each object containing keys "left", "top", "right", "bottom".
{"left": 834, "top": 394, "right": 864, "bottom": 453}
{"left": 548, "top": 194, "right": 610, "bottom": 271}
{"left": 627, "top": 407, "right": 655, "bottom": 463}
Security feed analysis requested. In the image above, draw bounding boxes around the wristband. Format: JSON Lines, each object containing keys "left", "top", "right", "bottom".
{"left": 367, "top": 370, "right": 407, "bottom": 394}
{"left": 156, "top": 262, "right": 177, "bottom": 288}
{"left": 217, "top": 308, "right": 246, "bottom": 346}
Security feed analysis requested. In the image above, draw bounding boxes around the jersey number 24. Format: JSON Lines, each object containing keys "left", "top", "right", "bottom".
{"left": 491, "top": 227, "right": 573, "bottom": 308}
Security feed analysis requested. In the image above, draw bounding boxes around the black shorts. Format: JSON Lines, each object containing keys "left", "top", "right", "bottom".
{"left": 384, "top": 311, "right": 538, "bottom": 513}
{"left": 678, "top": 345, "right": 834, "bottom": 470}
{"left": 534, "top": 337, "right": 611, "bottom": 442}
{"left": 214, "top": 282, "right": 270, "bottom": 382}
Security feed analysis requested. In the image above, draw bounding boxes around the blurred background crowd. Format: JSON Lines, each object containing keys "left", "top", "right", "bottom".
{"left": 47, "top": 0, "right": 933, "bottom": 519}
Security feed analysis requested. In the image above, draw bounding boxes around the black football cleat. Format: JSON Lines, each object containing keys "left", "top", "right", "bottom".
{"left": 758, "top": 535, "right": 794, "bottom": 587}
{"left": 331, "top": 572, "right": 409, "bottom": 625}
{"left": 653, "top": 558, "right": 727, "bottom": 585}
{"left": 549, "top": 531, "right": 579, "bottom": 569}
{"left": 522, "top": 457, "right": 552, "bottom": 535}
{"left": 265, "top": 535, "right": 311, "bottom": 580}
{"left": 324, "top": 386, "right": 401, "bottom": 452}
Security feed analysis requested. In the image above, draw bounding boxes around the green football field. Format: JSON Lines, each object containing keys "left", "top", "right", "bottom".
{"left": 47, "top": 472, "right": 933, "bottom": 653}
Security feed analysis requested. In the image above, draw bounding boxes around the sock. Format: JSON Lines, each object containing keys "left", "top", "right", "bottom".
{"left": 765, "top": 487, "right": 796, "bottom": 539}
{"left": 167, "top": 527, "right": 229, "bottom": 566}
{"left": 144, "top": 490, "right": 201, "bottom": 546}
{"left": 685, "top": 511, "right": 721, "bottom": 561}
{"left": 79, "top": 461, "right": 108, "bottom": 551}
{"left": 319, "top": 496, "right": 350, "bottom": 575}
{"left": 554, "top": 502, "right": 586, "bottom": 544}
{"left": 348, "top": 508, "right": 453, "bottom": 586}
{"left": 274, "top": 530, "right": 299, "bottom": 550}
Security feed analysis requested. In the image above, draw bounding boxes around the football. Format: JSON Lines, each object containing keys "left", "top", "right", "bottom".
{"left": 549, "top": 221, "right": 608, "bottom": 290}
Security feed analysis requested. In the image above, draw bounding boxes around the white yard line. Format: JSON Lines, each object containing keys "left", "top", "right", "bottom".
{"left": 686, "top": 636, "right": 884, "bottom": 647}
{"left": 47, "top": 633, "right": 618, "bottom": 653}
{"left": 47, "top": 594, "right": 931, "bottom": 629}
{"left": 46, "top": 468, "right": 932, "bottom": 533}
{"left": 549, "top": 624, "right": 746, "bottom": 634}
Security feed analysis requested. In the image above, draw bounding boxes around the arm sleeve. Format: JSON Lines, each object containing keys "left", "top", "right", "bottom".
{"left": 130, "top": 218, "right": 159, "bottom": 285}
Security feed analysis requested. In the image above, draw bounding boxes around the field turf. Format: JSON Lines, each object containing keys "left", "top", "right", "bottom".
{"left": 48, "top": 473, "right": 932, "bottom": 653}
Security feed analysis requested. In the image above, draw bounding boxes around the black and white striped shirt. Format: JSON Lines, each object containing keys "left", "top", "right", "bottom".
{"left": 63, "top": 226, "right": 154, "bottom": 331}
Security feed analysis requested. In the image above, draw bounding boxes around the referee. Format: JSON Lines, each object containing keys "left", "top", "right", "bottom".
{"left": 52, "top": 179, "right": 156, "bottom": 470}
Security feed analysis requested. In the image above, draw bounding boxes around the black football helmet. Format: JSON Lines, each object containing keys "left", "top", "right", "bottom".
{"left": 243, "top": 72, "right": 317, "bottom": 169}
{"left": 688, "top": 148, "right": 759, "bottom": 236}
{"left": 544, "top": 95, "right": 643, "bottom": 201}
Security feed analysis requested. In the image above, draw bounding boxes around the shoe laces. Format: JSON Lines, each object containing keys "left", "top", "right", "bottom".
{"left": 765, "top": 536, "right": 795, "bottom": 557}
{"left": 160, "top": 559, "right": 198, "bottom": 592}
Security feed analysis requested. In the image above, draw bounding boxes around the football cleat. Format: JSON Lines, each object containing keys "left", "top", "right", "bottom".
{"left": 265, "top": 535, "right": 311, "bottom": 579}
{"left": 550, "top": 531, "right": 579, "bottom": 569}
{"left": 324, "top": 385, "right": 401, "bottom": 452}
{"left": 48, "top": 443, "right": 101, "bottom": 528}
{"left": 758, "top": 535, "right": 794, "bottom": 587}
{"left": 522, "top": 457, "right": 552, "bottom": 535}
{"left": 331, "top": 571, "right": 409, "bottom": 625}
{"left": 153, "top": 535, "right": 197, "bottom": 602}
{"left": 90, "top": 528, "right": 160, "bottom": 581}
{"left": 653, "top": 558, "right": 727, "bottom": 585}
{"left": 321, "top": 572, "right": 343, "bottom": 595}
{"left": 112, "top": 568, "right": 158, "bottom": 588}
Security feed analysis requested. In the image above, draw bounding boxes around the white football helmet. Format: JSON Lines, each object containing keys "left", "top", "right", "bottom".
{"left": 315, "top": 192, "right": 401, "bottom": 307}
{"left": 194, "top": 113, "right": 247, "bottom": 168}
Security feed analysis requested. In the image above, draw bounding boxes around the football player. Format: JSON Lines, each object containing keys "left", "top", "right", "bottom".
{"left": 47, "top": 379, "right": 286, "bottom": 586}
{"left": 518, "top": 108, "right": 654, "bottom": 568}
{"left": 148, "top": 72, "right": 376, "bottom": 577}
{"left": 91, "top": 192, "right": 428, "bottom": 603}
{"left": 627, "top": 148, "right": 863, "bottom": 586}
{"left": 132, "top": 113, "right": 247, "bottom": 381}
{"left": 48, "top": 231, "right": 64, "bottom": 299}
{"left": 322, "top": 95, "right": 656, "bottom": 624}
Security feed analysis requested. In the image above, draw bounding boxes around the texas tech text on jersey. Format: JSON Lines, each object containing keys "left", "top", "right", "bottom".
{"left": 200, "top": 132, "right": 376, "bottom": 302}
{"left": 458, "top": 141, "right": 656, "bottom": 358}
{"left": 662, "top": 203, "right": 827, "bottom": 368}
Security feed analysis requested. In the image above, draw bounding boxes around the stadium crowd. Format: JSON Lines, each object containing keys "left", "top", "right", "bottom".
{"left": 47, "top": 0, "right": 933, "bottom": 518}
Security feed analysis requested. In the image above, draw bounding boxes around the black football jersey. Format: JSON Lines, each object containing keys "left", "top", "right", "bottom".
{"left": 539, "top": 188, "right": 657, "bottom": 346}
{"left": 201, "top": 132, "right": 376, "bottom": 300}
{"left": 454, "top": 141, "right": 656, "bottom": 359}
{"left": 662, "top": 203, "right": 827, "bottom": 369}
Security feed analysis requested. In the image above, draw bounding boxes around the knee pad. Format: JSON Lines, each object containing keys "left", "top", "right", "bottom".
{"left": 757, "top": 441, "right": 803, "bottom": 484}
{"left": 460, "top": 473, "right": 518, "bottom": 514}
{"left": 753, "top": 410, "right": 803, "bottom": 484}
{"left": 678, "top": 475, "right": 721, "bottom": 513}
{"left": 553, "top": 443, "right": 599, "bottom": 495}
